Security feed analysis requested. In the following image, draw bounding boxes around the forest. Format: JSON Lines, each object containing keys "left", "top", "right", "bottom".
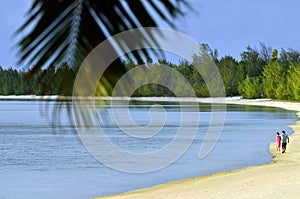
{"left": 0, "top": 43, "right": 300, "bottom": 101}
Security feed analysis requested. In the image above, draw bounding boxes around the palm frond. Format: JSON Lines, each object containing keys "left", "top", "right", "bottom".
{"left": 16, "top": 0, "right": 189, "bottom": 84}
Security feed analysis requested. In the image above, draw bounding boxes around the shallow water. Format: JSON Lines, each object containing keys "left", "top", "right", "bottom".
{"left": 0, "top": 100, "right": 297, "bottom": 199}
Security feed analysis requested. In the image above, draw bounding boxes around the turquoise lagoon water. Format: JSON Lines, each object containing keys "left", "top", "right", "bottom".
{"left": 0, "top": 100, "right": 297, "bottom": 199}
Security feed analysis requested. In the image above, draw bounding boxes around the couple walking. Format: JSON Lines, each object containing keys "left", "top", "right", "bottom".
{"left": 276, "top": 130, "right": 290, "bottom": 153}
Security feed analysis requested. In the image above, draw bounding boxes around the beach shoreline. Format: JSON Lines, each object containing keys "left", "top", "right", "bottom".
{"left": 1, "top": 96, "right": 299, "bottom": 198}
{"left": 95, "top": 98, "right": 300, "bottom": 199}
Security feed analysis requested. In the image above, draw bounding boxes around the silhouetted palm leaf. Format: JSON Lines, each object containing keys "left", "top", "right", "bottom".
{"left": 16, "top": 0, "right": 189, "bottom": 95}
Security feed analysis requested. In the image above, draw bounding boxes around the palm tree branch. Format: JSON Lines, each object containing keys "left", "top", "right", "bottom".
{"left": 16, "top": 0, "right": 189, "bottom": 94}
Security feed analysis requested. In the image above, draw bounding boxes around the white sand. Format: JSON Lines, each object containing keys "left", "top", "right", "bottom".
{"left": 96, "top": 98, "right": 300, "bottom": 199}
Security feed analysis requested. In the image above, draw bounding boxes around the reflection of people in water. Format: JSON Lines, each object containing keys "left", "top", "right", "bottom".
{"left": 281, "top": 130, "right": 289, "bottom": 153}
{"left": 275, "top": 132, "right": 281, "bottom": 153}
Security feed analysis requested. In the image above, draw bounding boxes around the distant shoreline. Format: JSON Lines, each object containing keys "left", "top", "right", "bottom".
{"left": 0, "top": 95, "right": 70, "bottom": 101}
{"left": 0, "top": 95, "right": 245, "bottom": 102}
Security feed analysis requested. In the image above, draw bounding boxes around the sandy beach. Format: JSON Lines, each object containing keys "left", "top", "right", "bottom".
{"left": 96, "top": 98, "right": 300, "bottom": 199}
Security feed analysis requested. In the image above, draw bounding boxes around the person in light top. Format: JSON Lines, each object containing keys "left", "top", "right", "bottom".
{"left": 281, "top": 130, "right": 289, "bottom": 153}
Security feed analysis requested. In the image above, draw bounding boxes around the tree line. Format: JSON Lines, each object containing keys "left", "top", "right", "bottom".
{"left": 1, "top": 43, "right": 300, "bottom": 100}
{"left": 0, "top": 62, "right": 75, "bottom": 96}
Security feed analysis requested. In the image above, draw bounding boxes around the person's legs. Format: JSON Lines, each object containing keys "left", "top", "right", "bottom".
{"left": 282, "top": 143, "right": 287, "bottom": 153}
{"left": 276, "top": 142, "right": 280, "bottom": 153}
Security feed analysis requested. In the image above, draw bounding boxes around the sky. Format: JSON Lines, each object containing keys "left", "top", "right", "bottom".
{"left": 0, "top": 0, "right": 300, "bottom": 68}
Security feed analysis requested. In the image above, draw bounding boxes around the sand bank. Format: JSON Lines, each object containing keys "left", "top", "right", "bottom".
{"left": 96, "top": 98, "right": 300, "bottom": 199}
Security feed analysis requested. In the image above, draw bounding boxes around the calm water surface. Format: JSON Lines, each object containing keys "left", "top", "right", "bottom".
{"left": 0, "top": 100, "right": 297, "bottom": 199}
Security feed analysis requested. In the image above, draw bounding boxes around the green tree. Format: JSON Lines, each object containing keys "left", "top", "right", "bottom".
{"left": 54, "top": 62, "right": 76, "bottom": 95}
{"left": 262, "top": 61, "right": 285, "bottom": 98}
{"left": 199, "top": 43, "right": 219, "bottom": 62}
{"left": 286, "top": 63, "right": 300, "bottom": 101}
{"left": 271, "top": 49, "right": 278, "bottom": 61}
{"left": 0, "top": 68, "right": 21, "bottom": 95}
{"left": 176, "top": 61, "right": 194, "bottom": 84}
{"left": 238, "top": 76, "right": 263, "bottom": 99}
{"left": 240, "top": 46, "right": 266, "bottom": 77}
{"left": 279, "top": 48, "right": 300, "bottom": 64}
{"left": 218, "top": 56, "right": 244, "bottom": 96}
{"left": 259, "top": 42, "right": 272, "bottom": 63}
